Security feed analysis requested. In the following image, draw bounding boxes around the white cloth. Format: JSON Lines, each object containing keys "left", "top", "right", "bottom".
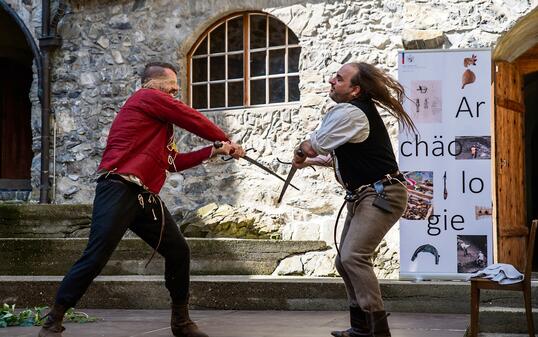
{"left": 309, "top": 103, "right": 369, "bottom": 155}
{"left": 468, "top": 263, "right": 524, "bottom": 285}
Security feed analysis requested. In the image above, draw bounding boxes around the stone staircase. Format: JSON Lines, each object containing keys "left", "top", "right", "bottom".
{"left": 0, "top": 204, "right": 536, "bottom": 335}
{"left": 0, "top": 238, "right": 328, "bottom": 276}
{"left": 1, "top": 275, "right": 536, "bottom": 334}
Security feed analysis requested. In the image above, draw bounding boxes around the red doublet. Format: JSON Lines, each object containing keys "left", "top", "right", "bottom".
{"left": 98, "top": 88, "right": 229, "bottom": 193}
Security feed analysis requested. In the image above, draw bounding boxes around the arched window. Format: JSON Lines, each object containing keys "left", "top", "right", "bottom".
{"left": 188, "top": 12, "right": 301, "bottom": 110}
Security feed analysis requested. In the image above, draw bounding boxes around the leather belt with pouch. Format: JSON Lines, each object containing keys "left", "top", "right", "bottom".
{"left": 344, "top": 172, "right": 405, "bottom": 213}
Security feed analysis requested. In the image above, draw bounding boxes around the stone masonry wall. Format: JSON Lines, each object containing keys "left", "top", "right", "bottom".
{"left": 8, "top": 0, "right": 538, "bottom": 277}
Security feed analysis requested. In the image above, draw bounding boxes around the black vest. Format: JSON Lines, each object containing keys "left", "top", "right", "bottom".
{"left": 333, "top": 98, "right": 398, "bottom": 191}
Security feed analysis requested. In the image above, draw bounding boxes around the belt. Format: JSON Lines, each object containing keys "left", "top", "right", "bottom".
{"left": 97, "top": 173, "right": 132, "bottom": 185}
{"left": 97, "top": 173, "right": 146, "bottom": 193}
{"left": 345, "top": 171, "right": 405, "bottom": 201}
{"left": 375, "top": 171, "right": 406, "bottom": 187}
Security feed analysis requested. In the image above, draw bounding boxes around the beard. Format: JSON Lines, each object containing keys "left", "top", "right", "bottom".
{"left": 329, "top": 89, "right": 349, "bottom": 103}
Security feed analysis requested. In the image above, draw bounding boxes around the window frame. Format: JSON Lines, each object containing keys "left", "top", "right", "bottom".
{"left": 187, "top": 12, "right": 301, "bottom": 110}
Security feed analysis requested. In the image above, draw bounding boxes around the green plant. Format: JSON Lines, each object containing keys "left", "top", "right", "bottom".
{"left": 0, "top": 304, "right": 97, "bottom": 328}
{"left": 64, "top": 308, "right": 98, "bottom": 324}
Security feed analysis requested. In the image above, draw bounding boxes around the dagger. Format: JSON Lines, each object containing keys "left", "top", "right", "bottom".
{"left": 277, "top": 148, "right": 305, "bottom": 204}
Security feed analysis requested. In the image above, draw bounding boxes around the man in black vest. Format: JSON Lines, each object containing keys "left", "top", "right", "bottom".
{"left": 292, "top": 62, "right": 416, "bottom": 337}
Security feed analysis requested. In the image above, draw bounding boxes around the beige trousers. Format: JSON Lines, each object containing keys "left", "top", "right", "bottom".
{"left": 335, "top": 182, "right": 408, "bottom": 312}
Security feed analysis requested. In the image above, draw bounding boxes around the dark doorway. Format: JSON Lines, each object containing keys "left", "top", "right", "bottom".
{"left": 525, "top": 71, "right": 538, "bottom": 269}
{"left": 0, "top": 8, "right": 34, "bottom": 199}
{"left": 0, "top": 59, "right": 33, "bottom": 179}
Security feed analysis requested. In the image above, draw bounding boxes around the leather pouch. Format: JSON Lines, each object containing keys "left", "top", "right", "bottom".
{"left": 372, "top": 181, "right": 392, "bottom": 212}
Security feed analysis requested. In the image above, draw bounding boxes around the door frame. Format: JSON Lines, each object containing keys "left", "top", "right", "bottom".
{"left": 493, "top": 7, "right": 538, "bottom": 270}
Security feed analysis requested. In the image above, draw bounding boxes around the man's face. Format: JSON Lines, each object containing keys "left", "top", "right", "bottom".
{"left": 162, "top": 68, "right": 179, "bottom": 97}
{"left": 328, "top": 64, "right": 360, "bottom": 103}
{"left": 144, "top": 67, "right": 180, "bottom": 97}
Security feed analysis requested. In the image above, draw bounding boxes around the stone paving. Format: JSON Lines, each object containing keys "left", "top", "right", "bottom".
{"left": 0, "top": 309, "right": 470, "bottom": 337}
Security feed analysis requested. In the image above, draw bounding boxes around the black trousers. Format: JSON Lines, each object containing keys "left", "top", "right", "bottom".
{"left": 55, "top": 175, "right": 190, "bottom": 307}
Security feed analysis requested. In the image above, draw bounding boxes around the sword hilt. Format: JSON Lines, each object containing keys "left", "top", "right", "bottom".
{"left": 214, "top": 140, "right": 236, "bottom": 156}
{"left": 220, "top": 147, "right": 255, "bottom": 161}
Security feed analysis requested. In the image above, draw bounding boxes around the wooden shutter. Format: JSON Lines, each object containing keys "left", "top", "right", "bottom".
{"left": 494, "top": 61, "right": 527, "bottom": 271}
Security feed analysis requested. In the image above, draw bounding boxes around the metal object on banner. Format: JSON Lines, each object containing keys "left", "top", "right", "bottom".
{"left": 411, "top": 244, "right": 440, "bottom": 265}
{"left": 443, "top": 171, "right": 448, "bottom": 200}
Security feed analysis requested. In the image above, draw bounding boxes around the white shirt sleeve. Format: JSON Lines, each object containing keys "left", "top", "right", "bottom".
{"left": 309, "top": 103, "right": 369, "bottom": 155}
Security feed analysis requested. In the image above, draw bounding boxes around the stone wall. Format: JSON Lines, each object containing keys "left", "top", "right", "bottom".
{"left": 7, "top": 0, "right": 537, "bottom": 277}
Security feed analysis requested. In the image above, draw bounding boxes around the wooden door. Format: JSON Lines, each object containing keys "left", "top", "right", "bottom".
{"left": 0, "top": 59, "right": 32, "bottom": 180}
{"left": 494, "top": 61, "right": 528, "bottom": 271}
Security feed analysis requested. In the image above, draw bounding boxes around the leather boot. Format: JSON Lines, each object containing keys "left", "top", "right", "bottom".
{"left": 331, "top": 306, "right": 371, "bottom": 337}
{"left": 366, "top": 311, "right": 391, "bottom": 337}
{"left": 171, "top": 303, "right": 209, "bottom": 337}
{"left": 37, "top": 303, "right": 68, "bottom": 337}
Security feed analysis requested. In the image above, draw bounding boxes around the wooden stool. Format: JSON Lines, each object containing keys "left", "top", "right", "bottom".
{"left": 469, "top": 219, "right": 537, "bottom": 337}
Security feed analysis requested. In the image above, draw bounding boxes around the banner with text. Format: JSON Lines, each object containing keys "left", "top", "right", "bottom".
{"left": 398, "top": 49, "right": 492, "bottom": 280}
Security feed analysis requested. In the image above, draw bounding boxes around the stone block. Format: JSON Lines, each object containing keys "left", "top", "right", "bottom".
{"left": 402, "top": 29, "right": 446, "bottom": 50}
{"left": 0, "top": 204, "right": 93, "bottom": 238}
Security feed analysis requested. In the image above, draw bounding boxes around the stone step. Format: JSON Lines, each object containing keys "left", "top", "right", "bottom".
{"left": 0, "top": 238, "right": 329, "bottom": 275}
{"left": 478, "top": 334, "right": 528, "bottom": 337}
{"left": 0, "top": 204, "right": 93, "bottom": 238}
{"left": 475, "top": 306, "right": 535, "bottom": 334}
{"left": 0, "top": 276, "right": 536, "bottom": 333}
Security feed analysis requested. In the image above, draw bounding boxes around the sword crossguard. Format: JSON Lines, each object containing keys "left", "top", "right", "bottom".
{"left": 221, "top": 148, "right": 256, "bottom": 161}
{"left": 276, "top": 158, "right": 316, "bottom": 172}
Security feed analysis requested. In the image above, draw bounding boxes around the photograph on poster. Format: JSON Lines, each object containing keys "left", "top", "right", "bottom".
{"left": 454, "top": 136, "right": 491, "bottom": 160}
{"left": 475, "top": 205, "right": 493, "bottom": 220}
{"left": 457, "top": 235, "right": 487, "bottom": 273}
{"left": 411, "top": 243, "right": 440, "bottom": 265}
{"left": 409, "top": 80, "right": 442, "bottom": 123}
{"left": 402, "top": 171, "right": 433, "bottom": 220}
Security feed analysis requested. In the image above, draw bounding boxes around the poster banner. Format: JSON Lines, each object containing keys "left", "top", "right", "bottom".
{"left": 397, "top": 49, "right": 493, "bottom": 280}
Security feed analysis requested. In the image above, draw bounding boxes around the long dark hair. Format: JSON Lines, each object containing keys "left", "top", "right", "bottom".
{"left": 349, "top": 62, "right": 417, "bottom": 133}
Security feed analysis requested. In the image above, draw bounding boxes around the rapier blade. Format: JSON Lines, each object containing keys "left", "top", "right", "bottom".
{"left": 277, "top": 166, "right": 298, "bottom": 204}
{"left": 242, "top": 155, "right": 299, "bottom": 191}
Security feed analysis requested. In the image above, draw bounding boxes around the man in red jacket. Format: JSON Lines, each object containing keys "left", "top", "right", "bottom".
{"left": 38, "top": 62, "right": 244, "bottom": 337}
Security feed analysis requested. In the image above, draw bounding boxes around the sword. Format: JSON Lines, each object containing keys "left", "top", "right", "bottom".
{"left": 277, "top": 148, "right": 305, "bottom": 204}
{"left": 277, "top": 166, "right": 297, "bottom": 204}
{"left": 242, "top": 155, "right": 299, "bottom": 190}
{"left": 214, "top": 141, "right": 299, "bottom": 191}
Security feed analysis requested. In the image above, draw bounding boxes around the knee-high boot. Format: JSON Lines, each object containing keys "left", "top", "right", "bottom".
{"left": 171, "top": 302, "right": 209, "bottom": 337}
{"left": 366, "top": 311, "right": 391, "bottom": 337}
{"left": 37, "top": 304, "right": 68, "bottom": 337}
{"left": 331, "top": 306, "right": 371, "bottom": 337}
